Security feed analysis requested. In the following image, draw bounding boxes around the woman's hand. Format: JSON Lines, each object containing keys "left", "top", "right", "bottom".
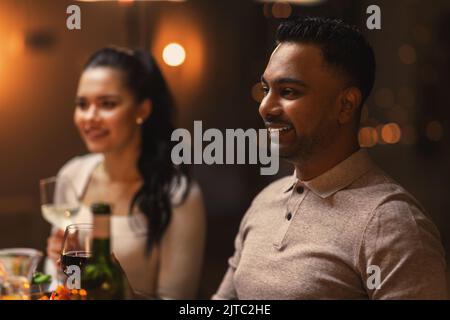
{"left": 46, "top": 229, "right": 64, "bottom": 267}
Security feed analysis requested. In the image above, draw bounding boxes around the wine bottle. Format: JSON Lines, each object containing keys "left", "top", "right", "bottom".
{"left": 81, "top": 202, "right": 127, "bottom": 300}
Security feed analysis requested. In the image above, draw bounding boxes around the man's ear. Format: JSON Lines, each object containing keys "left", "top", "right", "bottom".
{"left": 138, "top": 99, "right": 152, "bottom": 122}
{"left": 338, "top": 87, "right": 362, "bottom": 125}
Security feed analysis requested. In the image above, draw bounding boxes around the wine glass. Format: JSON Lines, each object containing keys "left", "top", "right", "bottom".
{"left": 60, "top": 224, "right": 93, "bottom": 278}
{"left": 0, "top": 248, "right": 43, "bottom": 300}
{"left": 40, "top": 176, "right": 80, "bottom": 230}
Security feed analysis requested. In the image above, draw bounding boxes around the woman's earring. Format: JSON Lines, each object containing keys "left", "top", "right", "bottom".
{"left": 136, "top": 118, "right": 144, "bottom": 125}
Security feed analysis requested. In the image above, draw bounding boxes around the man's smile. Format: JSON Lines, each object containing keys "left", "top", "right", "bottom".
{"left": 265, "top": 122, "right": 295, "bottom": 138}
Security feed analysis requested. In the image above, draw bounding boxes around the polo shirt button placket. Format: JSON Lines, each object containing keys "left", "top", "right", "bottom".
{"left": 284, "top": 185, "right": 305, "bottom": 223}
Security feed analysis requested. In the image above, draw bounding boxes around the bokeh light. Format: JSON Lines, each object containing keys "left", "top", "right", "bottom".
{"left": 263, "top": 3, "right": 272, "bottom": 18}
{"left": 272, "top": 2, "right": 292, "bottom": 18}
{"left": 358, "top": 127, "right": 378, "bottom": 148}
{"left": 162, "top": 43, "right": 186, "bottom": 67}
{"left": 425, "top": 121, "right": 443, "bottom": 142}
{"left": 381, "top": 123, "right": 402, "bottom": 144}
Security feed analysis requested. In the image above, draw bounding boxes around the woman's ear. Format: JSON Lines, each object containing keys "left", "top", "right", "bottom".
{"left": 338, "top": 87, "right": 362, "bottom": 125}
{"left": 138, "top": 99, "right": 152, "bottom": 122}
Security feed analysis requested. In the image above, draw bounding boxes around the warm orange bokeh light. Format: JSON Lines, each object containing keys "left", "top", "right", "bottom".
{"left": 162, "top": 43, "right": 186, "bottom": 67}
{"left": 272, "top": 2, "right": 292, "bottom": 18}
{"left": 381, "top": 123, "right": 402, "bottom": 144}
{"left": 358, "top": 127, "right": 378, "bottom": 148}
{"left": 425, "top": 121, "right": 443, "bottom": 142}
{"left": 151, "top": 11, "right": 205, "bottom": 113}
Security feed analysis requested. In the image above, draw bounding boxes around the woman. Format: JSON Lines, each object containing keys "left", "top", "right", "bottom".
{"left": 46, "top": 46, "right": 206, "bottom": 299}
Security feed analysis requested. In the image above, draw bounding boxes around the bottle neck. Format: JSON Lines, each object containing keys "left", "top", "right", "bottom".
{"left": 93, "top": 214, "right": 111, "bottom": 261}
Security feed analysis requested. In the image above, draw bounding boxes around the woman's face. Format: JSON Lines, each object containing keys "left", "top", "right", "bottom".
{"left": 74, "top": 67, "right": 150, "bottom": 154}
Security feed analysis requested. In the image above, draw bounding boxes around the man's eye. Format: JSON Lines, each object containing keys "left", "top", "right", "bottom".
{"left": 281, "top": 88, "right": 298, "bottom": 98}
{"left": 261, "top": 86, "right": 269, "bottom": 96}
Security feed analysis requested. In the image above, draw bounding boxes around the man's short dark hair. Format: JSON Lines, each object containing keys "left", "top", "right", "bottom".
{"left": 276, "top": 17, "right": 376, "bottom": 106}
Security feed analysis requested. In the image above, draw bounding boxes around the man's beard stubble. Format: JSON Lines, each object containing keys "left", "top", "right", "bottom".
{"left": 280, "top": 122, "right": 337, "bottom": 167}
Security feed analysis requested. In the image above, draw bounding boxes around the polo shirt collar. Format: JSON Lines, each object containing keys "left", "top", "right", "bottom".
{"left": 283, "top": 148, "right": 373, "bottom": 198}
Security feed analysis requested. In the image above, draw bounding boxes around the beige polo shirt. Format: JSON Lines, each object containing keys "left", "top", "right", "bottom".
{"left": 213, "top": 149, "right": 447, "bottom": 299}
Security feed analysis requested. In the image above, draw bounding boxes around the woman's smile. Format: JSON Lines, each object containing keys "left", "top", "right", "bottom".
{"left": 81, "top": 126, "right": 110, "bottom": 143}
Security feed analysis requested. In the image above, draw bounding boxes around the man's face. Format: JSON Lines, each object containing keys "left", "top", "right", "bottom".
{"left": 260, "top": 42, "right": 347, "bottom": 163}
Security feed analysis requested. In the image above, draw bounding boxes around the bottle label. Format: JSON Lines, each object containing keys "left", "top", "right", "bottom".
{"left": 93, "top": 215, "right": 110, "bottom": 239}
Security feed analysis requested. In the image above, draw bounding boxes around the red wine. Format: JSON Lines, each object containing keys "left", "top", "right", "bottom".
{"left": 61, "top": 251, "right": 92, "bottom": 274}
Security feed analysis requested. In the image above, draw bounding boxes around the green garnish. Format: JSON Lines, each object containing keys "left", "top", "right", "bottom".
{"left": 32, "top": 272, "right": 52, "bottom": 285}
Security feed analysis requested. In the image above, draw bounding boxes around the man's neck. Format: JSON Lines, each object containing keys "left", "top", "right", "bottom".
{"left": 294, "top": 140, "right": 360, "bottom": 181}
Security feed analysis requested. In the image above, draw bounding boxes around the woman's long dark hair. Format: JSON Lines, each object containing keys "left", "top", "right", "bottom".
{"left": 83, "top": 46, "right": 190, "bottom": 252}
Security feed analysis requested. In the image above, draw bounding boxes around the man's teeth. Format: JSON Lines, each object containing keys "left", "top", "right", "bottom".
{"left": 268, "top": 127, "right": 292, "bottom": 133}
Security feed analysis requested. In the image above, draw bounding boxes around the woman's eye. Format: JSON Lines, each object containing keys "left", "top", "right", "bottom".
{"left": 101, "top": 101, "right": 117, "bottom": 109}
{"left": 76, "top": 101, "right": 88, "bottom": 109}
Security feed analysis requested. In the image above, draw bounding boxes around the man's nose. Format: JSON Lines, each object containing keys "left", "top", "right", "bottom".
{"left": 259, "top": 92, "right": 282, "bottom": 120}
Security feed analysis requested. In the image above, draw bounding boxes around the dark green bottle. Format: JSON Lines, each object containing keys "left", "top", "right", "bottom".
{"left": 81, "top": 202, "right": 126, "bottom": 300}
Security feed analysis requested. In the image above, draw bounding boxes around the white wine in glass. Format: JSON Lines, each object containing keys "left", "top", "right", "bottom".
{"left": 40, "top": 176, "right": 80, "bottom": 230}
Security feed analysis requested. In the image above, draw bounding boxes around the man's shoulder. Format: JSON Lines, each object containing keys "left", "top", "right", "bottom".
{"left": 342, "top": 166, "right": 433, "bottom": 232}
{"left": 351, "top": 166, "right": 422, "bottom": 209}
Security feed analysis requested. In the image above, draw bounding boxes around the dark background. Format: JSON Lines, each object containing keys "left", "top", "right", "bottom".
{"left": 0, "top": 0, "right": 449, "bottom": 298}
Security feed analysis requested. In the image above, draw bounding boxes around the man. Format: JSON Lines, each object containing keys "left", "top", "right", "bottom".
{"left": 213, "top": 17, "right": 447, "bottom": 299}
